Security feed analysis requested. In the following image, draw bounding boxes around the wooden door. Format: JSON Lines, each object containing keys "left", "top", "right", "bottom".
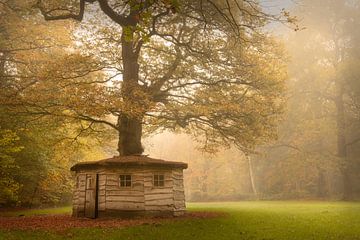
{"left": 85, "top": 174, "right": 98, "bottom": 218}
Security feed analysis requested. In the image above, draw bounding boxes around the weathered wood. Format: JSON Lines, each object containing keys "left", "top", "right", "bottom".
{"left": 73, "top": 164, "right": 186, "bottom": 218}
{"left": 145, "top": 198, "right": 174, "bottom": 206}
{"left": 106, "top": 173, "right": 144, "bottom": 181}
{"left": 106, "top": 201, "right": 144, "bottom": 210}
{"left": 84, "top": 174, "right": 97, "bottom": 219}
{"left": 106, "top": 190, "right": 143, "bottom": 196}
{"left": 145, "top": 205, "right": 174, "bottom": 211}
{"left": 106, "top": 179, "right": 144, "bottom": 186}
{"left": 145, "top": 193, "right": 173, "bottom": 201}
{"left": 172, "top": 169, "right": 185, "bottom": 212}
{"left": 106, "top": 195, "right": 144, "bottom": 202}
{"left": 99, "top": 202, "right": 106, "bottom": 211}
{"left": 104, "top": 185, "right": 143, "bottom": 191}
{"left": 98, "top": 189, "right": 106, "bottom": 195}
{"left": 174, "top": 200, "right": 185, "bottom": 207}
{"left": 144, "top": 187, "right": 173, "bottom": 194}
{"left": 174, "top": 192, "right": 185, "bottom": 199}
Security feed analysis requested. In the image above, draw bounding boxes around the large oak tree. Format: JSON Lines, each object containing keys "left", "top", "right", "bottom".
{"left": 5, "top": 0, "right": 288, "bottom": 156}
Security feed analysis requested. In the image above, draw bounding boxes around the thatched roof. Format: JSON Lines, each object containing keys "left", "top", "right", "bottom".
{"left": 70, "top": 155, "right": 188, "bottom": 171}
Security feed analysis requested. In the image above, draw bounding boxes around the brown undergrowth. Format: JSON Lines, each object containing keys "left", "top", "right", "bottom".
{"left": 0, "top": 212, "right": 224, "bottom": 232}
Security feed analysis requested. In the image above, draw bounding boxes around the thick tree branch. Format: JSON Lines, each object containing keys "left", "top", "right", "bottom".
{"left": 97, "top": 0, "right": 132, "bottom": 26}
{"left": 36, "top": 0, "right": 86, "bottom": 21}
{"left": 150, "top": 47, "right": 182, "bottom": 93}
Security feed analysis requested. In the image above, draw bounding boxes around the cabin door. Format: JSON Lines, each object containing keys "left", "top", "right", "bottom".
{"left": 85, "top": 174, "right": 98, "bottom": 218}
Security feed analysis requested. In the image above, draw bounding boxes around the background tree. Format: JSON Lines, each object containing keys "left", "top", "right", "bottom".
{"left": 0, "top": 0, "right": 114, "bottom": 206}
{"left": 0, "top": 129, "right": 22, "bottom": 205}
{"left": 252, "top": 0, "right": 360, "bottom": 200}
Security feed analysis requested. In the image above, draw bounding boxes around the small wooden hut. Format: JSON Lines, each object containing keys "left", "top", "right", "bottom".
{"left": 70, "top": 155, "right": 187, "bottom": 218}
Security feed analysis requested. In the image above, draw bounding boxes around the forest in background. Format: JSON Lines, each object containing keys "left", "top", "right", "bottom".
{"left": 0, "top": 0, "right": 359, "bottom": 207}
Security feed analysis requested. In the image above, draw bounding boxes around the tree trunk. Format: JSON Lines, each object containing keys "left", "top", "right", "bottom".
{"left": 247, "top": 155, "right": 258, "bottom": 199}
{"left": 317, "top": 166, "right": 327, "bottom": 198}
{"left": 117, "top": 115, "right": 143, "bottom": 156}
{"left": 117, "top": 28, "right": 144, "bottom": 156}
{"left": 335, "top": 82, "right": 352, "bottom": 199}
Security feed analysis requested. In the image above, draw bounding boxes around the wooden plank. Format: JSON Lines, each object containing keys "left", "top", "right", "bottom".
{"left": 103, "top": 185, "right": 119, "bottom": 191}
{"left": 173, "top": 189, "right": 184, "bottom": 193}
{"left": 84, "top": 174, "right": 97, "bottom": 219}
{"left": 144, "top": 187, "right": 173, "bottom": 194}
{"left": 172, "top": 173, "right": 183, "bottom": 178}
{"left": 172, "top": 170, "right": 185, "bottom": 211}
{"left": 98, "top": 202, "right": 105, "bottom": 211}
{"left": 98, "top": 175, "right": 106, "bottom": 186}
{"left": 173, "top": 178, "right": 183, "bottom": 184}
{"left": 98, "top": 194, "right": 105, "bottom": 205}
{"left": 106, "top": 201, "right": 144, "bottom": 210}
{"left": 106, "top": 190, "right": 144, "bottom": 196}
{"left": 78, "top": 198, "right": 85, "bottom": 205}
{"left": 171, "top": 177, "right": 183, "bottom": 182}
{"left": 172, "top": 172, "right": 183, "bottom": 176}
{"left": 174, "top": 200, "right": 185, "bottom": 207}
{"left": 77, "top": 205, "right": 85, "bottom": 211}
{"left": 106, "top": 182, "right": 144, "bottom": 191}
{"left": 145, "top": 198, "right": 174, "bottom": 206}
{"left": 75, "top": 174, "right": 86, "bottom": 191}
{"left": 144, "top": 179, "right": 173, "bottom": 184}
{"left": 85, "top": 189, "right": 95, "bottom": 217}
{"left": 104, "top": 185, "right": 144, "bottom": 191}
{"left": 98, "top": 189, "right": 106, "bottom": 195}
{"left": 145, "top": 205, "right": 173, "bottom": 211}
{"left": 145, "top": 193, "right": 173, "bottom": 201}
{"left": 78, "top": 190, "right": 86, "bottom": 195}
{"left": 142, "top": 169, "right": 171, "bottom": 173}
{"left": 105, "top": 179, "right": 119, "bottom": 186}
{"left": 98, "top": 181, "right": 106, "bottom": 186}
{"left": 172, "top": 174, "right": 183, "bottom": 179}
{"left": 106, "top": 174, "right": 144, "bottom": 181}
{"left": 144, "top": 173, "right": 172, "bottom": 178}
{"left": 106, "top": 195, "right": 144, "bottom": 202}
{"left": 143, "top": 181, "right": 153, "bottom": 187}
{"left": 174, "top": 195, "right": 185, "bottom": 200}
{"left": 106, "top": 179, "right": 144, "bottom": 186}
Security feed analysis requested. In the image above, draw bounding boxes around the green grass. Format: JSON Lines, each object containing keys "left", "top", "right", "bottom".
{"left": 0, "top": 206, "right": 71, "bottom": 217}
{"left": 1, "top": 201, "right": 360, "bottom": 240}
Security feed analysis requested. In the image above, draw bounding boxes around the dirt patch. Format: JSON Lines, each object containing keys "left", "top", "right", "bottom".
{"left": 0, "top": 212, "right": 224, "bottom": 231}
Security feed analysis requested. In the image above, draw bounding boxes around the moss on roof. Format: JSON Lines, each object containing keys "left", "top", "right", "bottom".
{"left": 70, "top": 155, "right": 188, "bottom": 171}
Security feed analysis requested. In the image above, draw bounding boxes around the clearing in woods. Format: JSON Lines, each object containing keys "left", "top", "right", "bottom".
{"left": 0, "top": 201, "right": 360, "bottom": 240}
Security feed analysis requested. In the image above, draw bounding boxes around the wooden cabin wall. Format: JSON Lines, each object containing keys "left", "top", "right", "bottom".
{"left": 144, "top": 169, "right": 174, "bottom": 212}
{"left": 98, "top": 174, "right": 106, "bottom": 211}
{"left": 72, "top": 167, "right": 186, "bottom": 217}
{"left": 103, "top": 168, "right": 145, "bottom": 211}
{"left": 72, "top": 173, "right": 86, "bottom": 217}
{"left": 172, "top": 169, "right": 186, "bottom": 215}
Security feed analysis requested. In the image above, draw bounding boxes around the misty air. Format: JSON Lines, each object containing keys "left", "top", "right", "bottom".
{"left": 0, "top": 0, "right": 359, "bottom": 239}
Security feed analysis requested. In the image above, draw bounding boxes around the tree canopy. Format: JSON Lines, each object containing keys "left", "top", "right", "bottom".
{"left": 0, "top": 0, "right": 288, "bottom": 156}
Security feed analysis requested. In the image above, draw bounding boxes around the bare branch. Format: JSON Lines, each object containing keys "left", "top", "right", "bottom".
{"left": 36, "top": 0, "right": 86, "bottom": 21}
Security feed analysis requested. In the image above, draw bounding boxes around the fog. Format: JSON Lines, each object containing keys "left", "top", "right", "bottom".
{"left": 0, "top": 0, "right": 359, "bottom": 208}
{"left": 146, "top": 0, "right": 360, "bottom": 201}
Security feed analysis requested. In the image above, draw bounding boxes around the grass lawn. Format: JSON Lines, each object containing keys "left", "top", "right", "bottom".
{"left": 1, "top": 201, "right": 360, "bottom": 240}
{"left": 0, "top": 206, "right": 71, "bottom": 217}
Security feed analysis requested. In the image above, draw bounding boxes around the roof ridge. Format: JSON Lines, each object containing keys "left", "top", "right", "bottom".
{"left": 70, "top": 155, "right": 188, "bottom": 171}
